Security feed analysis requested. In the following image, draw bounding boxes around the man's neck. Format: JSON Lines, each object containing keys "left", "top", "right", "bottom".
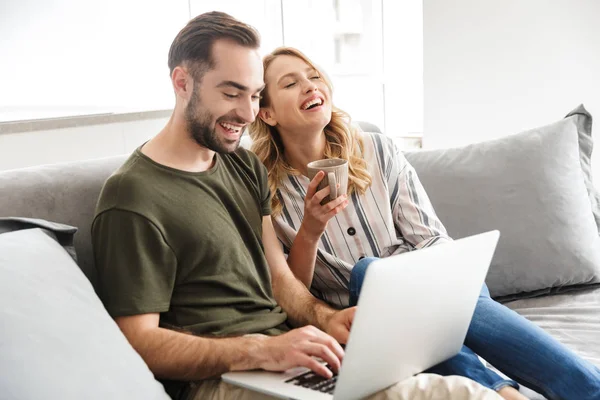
{"left": 281, "top": 128, "right": 326, "bottom": 176}
{"left": 142, "top": 115, "right": 216, "bottom": 173}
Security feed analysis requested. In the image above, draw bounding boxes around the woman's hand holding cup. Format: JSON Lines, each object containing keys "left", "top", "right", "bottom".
{"left": 302, "top": 169, "right": 349, "bottom": 240}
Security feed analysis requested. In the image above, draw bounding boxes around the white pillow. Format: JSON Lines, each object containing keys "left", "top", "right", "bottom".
{"left": 0, "top": 227, "right": 169, "bottom": 399}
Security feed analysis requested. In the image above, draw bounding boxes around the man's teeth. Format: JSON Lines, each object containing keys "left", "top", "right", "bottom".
{"left": 220, "top": 122, "right": 242, "bottom": 133}
{"left": 302, "top": 98, "right": 323, "bottom": 110}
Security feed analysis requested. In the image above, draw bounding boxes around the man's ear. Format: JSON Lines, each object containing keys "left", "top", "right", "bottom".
{"left": 171, "top": 66, "right": 193, "bottom": 101}
{"left": 259, "top": 108, "right": 277, "bottom": 127}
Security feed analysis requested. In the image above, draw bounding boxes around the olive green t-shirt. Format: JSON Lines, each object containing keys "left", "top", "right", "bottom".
{"left": 92, "top": 146, "right": 288, "bottom": 337}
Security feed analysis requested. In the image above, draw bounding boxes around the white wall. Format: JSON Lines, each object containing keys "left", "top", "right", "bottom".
{"left": 383, "top": 0, "right": 423, "bottom": 137}
{"left": 189, "top": 0, "right": 283, "bottom": 57}
{"left": 0, "top": 118, "right": 168, "bottom": 171}
{"left": 423, "top": 0, "right": 600, "bottom": 149}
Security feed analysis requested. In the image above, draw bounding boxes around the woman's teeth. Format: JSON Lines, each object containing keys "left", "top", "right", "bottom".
{"left": 302, "top": 98, "right": 323, "bottom": 110}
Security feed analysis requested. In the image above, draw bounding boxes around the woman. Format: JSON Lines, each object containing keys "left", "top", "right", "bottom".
{"left": 249, "top": 47, "right": 600, "bottom": 400}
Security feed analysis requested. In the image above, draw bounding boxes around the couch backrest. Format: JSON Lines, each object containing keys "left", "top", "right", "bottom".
{"left": 0, "top": 121, "right": 380, "bottom": 288}
{"left": 0, "top": 155, "right": 127, "bottom": 287}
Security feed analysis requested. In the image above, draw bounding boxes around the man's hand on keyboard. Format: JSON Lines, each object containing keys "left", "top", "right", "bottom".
{"left": 250, "top": 325, "right": 345, "bottom": 378}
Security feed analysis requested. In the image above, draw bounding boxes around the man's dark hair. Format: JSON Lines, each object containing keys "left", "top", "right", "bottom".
{"left": 168, "top": 11, "right": 260, "bottom": 80}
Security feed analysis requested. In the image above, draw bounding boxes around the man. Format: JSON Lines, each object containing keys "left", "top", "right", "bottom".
{"left": 92, "top": 11, "right": 501, "bottom": 400}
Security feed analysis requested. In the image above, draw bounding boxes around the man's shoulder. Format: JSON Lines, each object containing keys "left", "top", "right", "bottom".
{"left": 230, "top": 145, "right": 263, "bottom": 167}
{"left": 95, "top": 151, "right": 156, "bottom": 215}
{"left": 222, "top": 146, "right": 270, "bottom": 205}
{"left": 221, "top": 145, "right": 267, "bottom": 178}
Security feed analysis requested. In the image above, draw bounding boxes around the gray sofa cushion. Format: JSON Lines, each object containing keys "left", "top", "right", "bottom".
{"left": 504, "top": 286, "right": 600, "bottom": 367}
{"left": 500, "top": 285, "right": 600, "bottom": 399}
{"left": 0, "top": 155, "right": 127, "bottom": 288}
{"left": 0, "top": 225, "right": 169, "bottom": 399}
{"left": 406, "top": 106, "right": 600, "bottom": 298}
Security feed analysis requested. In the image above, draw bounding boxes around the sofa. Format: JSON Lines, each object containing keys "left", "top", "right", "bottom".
{"left": 1, "top": 112, "right": 599, "bottom": 400}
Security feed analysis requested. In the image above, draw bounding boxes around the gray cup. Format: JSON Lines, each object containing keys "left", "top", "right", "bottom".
{"left": 307, "top": 158, "right": 349, "bottom": 205}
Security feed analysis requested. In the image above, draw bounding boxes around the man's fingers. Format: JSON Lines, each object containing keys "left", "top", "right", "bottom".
{"left": 303, "top": 326, "right": 345, "bottom": 361}
{"left": 296, "top": 354, "right": 334, "bottom": 379}
{"left": 299, "top": 329, "right": 345, "bottom": 367}
{"left": 328, "top": 337, "right": 345, "bottom": 362}
{"left": 342, "top": 307, "right": 356, "bottom": 327}
{"left": 329, "top": 307, "right": 356, "bottom": 344}
{"left": 299, "top": 342, "right": 342, "bottom": 374}
{"left": 306, "top": 171, "right": 325, "bottom": 199}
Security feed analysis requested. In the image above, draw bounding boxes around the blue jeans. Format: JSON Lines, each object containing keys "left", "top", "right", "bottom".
{"left": 350, "top": 257, "right": 600, "bottom": 399}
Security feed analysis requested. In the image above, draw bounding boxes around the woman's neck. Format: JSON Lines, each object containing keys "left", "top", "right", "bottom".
{"left": 280, "top": 128, "right": 327, "bottom": 176}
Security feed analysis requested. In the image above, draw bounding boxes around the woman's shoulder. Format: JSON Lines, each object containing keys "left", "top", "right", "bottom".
{"left": 357, "top": 129, "right": 411, "bottom": 174}
{"left": 357, "top": 130, "right": 398, "bottom": 156}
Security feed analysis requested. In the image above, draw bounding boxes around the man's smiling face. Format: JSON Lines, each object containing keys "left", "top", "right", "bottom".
{"left": 185, "top": 39, "right": 265, "bottom": 153}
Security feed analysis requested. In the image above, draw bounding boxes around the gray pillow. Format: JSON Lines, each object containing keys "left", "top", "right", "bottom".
{"left": 568, "top": 105, "right": 600, "bottom": 232}
{"left": 405, "top": 106, "right": 600, "bottom": 299}
{"left": 0, "top": 227, "right": 169, "bottom": 400}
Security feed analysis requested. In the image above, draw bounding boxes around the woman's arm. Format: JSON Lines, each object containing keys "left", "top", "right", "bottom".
{"left": 286, "top": 222, "right": 325, "bottom": 288}
{"left": 285, "top": 171, "right": 348, "bottom": 288}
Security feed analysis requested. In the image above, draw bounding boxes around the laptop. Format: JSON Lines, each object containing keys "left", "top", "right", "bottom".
{"left": 223, "top": 230, "right": 500, "bottom": 400}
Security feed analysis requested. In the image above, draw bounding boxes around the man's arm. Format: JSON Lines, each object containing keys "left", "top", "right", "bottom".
{"left": 116, "top": 312, "right": 346, "bottom": 380}
{"left": 115, "top": 313, "right": 266, "bottom": 380}
{"left": 95, "top": 209, "right": 346, "bottom": 379}
{"left": 112, "top": 217, "right": 351, "bottom": 380}
{"left": 262, "top": 216, "right": 354, "bottom": 343}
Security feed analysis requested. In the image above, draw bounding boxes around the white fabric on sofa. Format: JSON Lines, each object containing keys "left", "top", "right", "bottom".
{"left": 0, "top": 225, "right": 169, "bottom": 399}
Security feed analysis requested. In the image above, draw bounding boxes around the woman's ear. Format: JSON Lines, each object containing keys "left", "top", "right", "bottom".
{"left": 259, "top": 108, "right": 277, "bottom": 127}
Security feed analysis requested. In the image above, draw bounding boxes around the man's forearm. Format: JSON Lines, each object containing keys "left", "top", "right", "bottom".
{"left": 262, "top": 216, "right": 337, "bottom": 334}
{"left": 271, "top": 268, "right": 336, "bottom": 331}
{"left": 127, "top": 325, "right": 264, "bottom": 381}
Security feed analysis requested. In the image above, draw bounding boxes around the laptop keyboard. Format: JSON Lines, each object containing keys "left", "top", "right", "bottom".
{"left": 285, "top": 364, "right": 338, "bottom": 394}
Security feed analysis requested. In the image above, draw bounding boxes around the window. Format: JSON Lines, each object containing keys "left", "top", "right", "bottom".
{"left": 0, "top": 0, "right": 189, "bottom": 119}
{"left": 192, "top": 0, "right": 422, "bottom": 146}
{"left": 189, "top": 0, "right": 284, "bottom": 58}
{"left": 282, "top": 0, "right": 386, "bottom": 134}
{"left": 2, "top": 0, "right": 423, "bottom": 147}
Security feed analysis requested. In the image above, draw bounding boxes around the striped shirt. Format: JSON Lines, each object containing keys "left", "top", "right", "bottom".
{"left": 273, "top": 131, "right": 452, "bottom": 308}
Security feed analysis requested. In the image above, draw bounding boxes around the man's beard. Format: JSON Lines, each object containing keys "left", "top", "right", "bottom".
{"left": 185, "top": 87, "right": 244, "bottom": 153}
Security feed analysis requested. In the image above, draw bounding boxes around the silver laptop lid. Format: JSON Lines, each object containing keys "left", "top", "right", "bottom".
{"left": 333, "top": 230, "right": 499, "bottom": 400}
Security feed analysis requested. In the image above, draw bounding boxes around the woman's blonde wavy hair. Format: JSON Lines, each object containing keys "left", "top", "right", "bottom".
{"left": 250, "top": 47, "right": 372, "bottom": 216}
